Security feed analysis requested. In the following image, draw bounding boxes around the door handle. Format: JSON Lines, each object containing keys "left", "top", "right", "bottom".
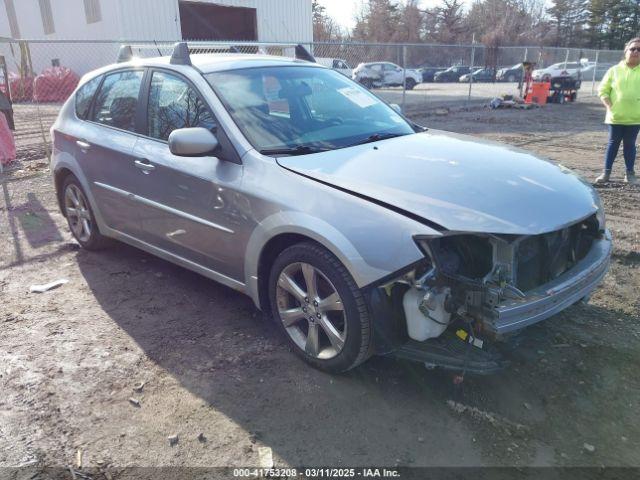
{"left": 134, "top": 159, "right": 156, "bottom": 174}
{"left": 76, "top": 139, "right": 91, "bottom": 150}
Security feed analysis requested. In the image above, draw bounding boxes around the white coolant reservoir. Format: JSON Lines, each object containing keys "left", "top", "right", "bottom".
{"left": 403, "top": 287, "right": 452, "bottom": 341}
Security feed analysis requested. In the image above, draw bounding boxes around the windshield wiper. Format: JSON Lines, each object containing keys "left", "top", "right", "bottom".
{"left": 259, "top": 145, "right": 331, "bottom": 156}
{"left": 347, "top": 132, "right": 408, "bottom": 148}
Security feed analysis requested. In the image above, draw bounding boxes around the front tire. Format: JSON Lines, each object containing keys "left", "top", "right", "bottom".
{"left": 62, "top": 176, "right": 110, "bottom": 250}
{"left": 268, "top": 242, "right": 373, "bottom": 373}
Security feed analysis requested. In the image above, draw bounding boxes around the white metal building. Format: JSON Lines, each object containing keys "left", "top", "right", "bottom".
{"left": 0, "top": 0, "right": 312, "bottom": 76}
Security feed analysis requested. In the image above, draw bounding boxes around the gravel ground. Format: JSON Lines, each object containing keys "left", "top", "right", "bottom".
{"left": 0, "top": 96, "right": 638, "bottom": 477}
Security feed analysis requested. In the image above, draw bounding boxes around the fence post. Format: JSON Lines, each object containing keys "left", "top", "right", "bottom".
{"left": 467, "top": 34, "right": 476, "bottom": 110}
{"left": 0, "top": 48, "right": 9, "bottom": 176}
{"left": 29, "top": 40, "right": 51, "bottom": 162}
{"left": 401, "top": 45, "right": 406, "bottom": 113}
{"left": 591, "top": 50, "right": 599, "bottom": 96}
{"left": 564, "top": 48, "right": 569, "bottom": 69}
{"left": 519, "top": 47, "right": 529, "bottom": 97}
{"left": 0, "top": 55, "right": 11, "bottom": 104}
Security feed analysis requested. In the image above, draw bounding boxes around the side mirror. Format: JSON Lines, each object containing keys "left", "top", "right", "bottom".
{"left": 168, "top": 127, "right": 219, "bottom": 157}
{"left": 390, "top": 103, "right": 402, "bottom": 114}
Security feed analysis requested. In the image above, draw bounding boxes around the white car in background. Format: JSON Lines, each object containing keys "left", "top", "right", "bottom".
{"left": 352, "top": 62, "right": 422, "bottom": 90}
{"left": 532, "top": 61, "right": 593, "bottom": 81}
{"left": 316, "top": 57, "right": 353, "bottom": 78}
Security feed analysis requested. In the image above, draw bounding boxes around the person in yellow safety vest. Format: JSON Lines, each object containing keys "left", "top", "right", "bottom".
{"left": 596, "top": 38, "right": 640, "bottom": 185}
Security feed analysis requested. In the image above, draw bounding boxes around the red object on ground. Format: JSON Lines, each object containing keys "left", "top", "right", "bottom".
{"left": 525, "top": 82, "right": 550, "bottom": 105}
{"left": 34, "top": 67, "right": 79, "bottom": 103}
{"left": 0, "top": 112, "right": 16, "bottom": 166}
{"left": 6, "top": 73, "right": 35, "bottom": 102}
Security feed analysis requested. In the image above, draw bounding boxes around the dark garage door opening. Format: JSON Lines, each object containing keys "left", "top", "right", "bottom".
{"left": 179, "top": 1, "right": 258, "bottom": 41}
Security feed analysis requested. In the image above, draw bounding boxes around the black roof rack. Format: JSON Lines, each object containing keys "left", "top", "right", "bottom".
{"left": 295, "top": 44, "right": 316, "bottom": 63}
{"left": 117, "top": 45, "right": 133, "bottom": 63}
{"left": 170, "top": 42, "right": 192, "bottom": 66}
{"left": 118, "top": 41, "right": 317, "bottom": 67}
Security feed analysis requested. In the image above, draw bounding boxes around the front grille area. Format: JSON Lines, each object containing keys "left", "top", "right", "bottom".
{"left": 515, "top": 214, "right": 599, "bottom": 292}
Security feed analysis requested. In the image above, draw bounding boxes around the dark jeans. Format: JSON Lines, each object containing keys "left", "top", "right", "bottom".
{"left": 605, "top": 124, "right": 640, "bottom": 171}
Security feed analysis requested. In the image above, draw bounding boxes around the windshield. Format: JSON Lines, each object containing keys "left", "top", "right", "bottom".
{"left": 206, "top": 66, "right": 414, "bottom": 153}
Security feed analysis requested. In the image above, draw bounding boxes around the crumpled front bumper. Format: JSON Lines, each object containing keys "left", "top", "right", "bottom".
{"left": 486, "top": 230, "right": 612, "bottom": 335}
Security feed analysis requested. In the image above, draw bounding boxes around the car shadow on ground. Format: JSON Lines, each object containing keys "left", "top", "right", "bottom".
{"left": 75, "top": 242, "right": 639, "bottom": 467}
{"left": 74, "top": 244, "right": 499, "bottom": 466}
{"left": 14, "top": 192, "right": 63, "bottom": 248}
{"left": 1, "top": 182, "right": 64, "bottom": 268}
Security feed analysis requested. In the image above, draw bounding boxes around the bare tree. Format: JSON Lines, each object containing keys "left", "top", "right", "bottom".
{"left": 424, "top": 0, "right": 466, "bottom": 44}
{"left": 312, "top": 0, "right": 344, "bottom": 42}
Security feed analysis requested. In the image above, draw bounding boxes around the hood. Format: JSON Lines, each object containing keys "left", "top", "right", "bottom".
{"left": 276, "top": 130, "right": 600, "bottom": 235}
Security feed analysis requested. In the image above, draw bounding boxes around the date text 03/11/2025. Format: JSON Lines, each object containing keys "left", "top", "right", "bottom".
{"left": 232, "top": 468, "right": 401, "bottom": 478}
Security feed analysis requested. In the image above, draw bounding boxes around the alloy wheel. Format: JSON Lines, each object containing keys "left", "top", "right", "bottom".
{"left": 64, "top": 184, "right": 92, "bottom": 243}
{"left": 275, "top": 262, "right": 347, "bottom": 360}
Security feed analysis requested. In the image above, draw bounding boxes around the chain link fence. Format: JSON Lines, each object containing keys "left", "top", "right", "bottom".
{"left": 0, "top": 38, "right": 624, "bottom": 168}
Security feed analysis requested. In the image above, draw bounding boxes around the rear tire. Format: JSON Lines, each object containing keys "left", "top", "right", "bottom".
{"left": 62, "top": 176, "right": 110, "bottom": 250}
{"left": 268, "top": 242, "right": 373, "bottom": 373}
{"left": 361, "top": 78, "right": 374, "bottom": 89}
{"left": 405, "top": 78, "right": 417, "bottom": 90}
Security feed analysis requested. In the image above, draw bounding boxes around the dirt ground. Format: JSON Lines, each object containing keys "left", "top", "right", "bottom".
{"left": 1, "top": 96, "right": 639, "bottom": 477}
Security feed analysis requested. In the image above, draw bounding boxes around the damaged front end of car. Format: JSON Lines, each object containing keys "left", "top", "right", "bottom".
{"left": 365, "top": 213, "right": 612, "bottom": 374}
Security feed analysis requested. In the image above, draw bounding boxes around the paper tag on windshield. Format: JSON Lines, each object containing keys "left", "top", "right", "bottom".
{"left": 338, "top": 87, "right": 378, "bottom": 108}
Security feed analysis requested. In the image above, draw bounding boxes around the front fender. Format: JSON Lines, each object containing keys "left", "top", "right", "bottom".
{"left": 244, "top": 211, "right": 392, "bottom": 308}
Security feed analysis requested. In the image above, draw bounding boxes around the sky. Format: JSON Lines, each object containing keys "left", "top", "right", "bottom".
{"left": 319, "top": 0, "right": 475, "bottom": 31}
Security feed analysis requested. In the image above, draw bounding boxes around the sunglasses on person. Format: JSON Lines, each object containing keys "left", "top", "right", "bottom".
{"left": 628, "top": 47, "right": 640, "bottom": 52}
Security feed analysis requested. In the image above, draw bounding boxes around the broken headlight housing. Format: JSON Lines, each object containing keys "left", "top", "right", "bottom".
{"left": 414, "top": 234, "right": 494, "bottom": 282}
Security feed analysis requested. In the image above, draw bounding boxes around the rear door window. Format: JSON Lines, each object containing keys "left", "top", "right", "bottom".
{"left": 147, "top": 71, "right": 216, "bottom": 141}
{"left": 90, "top": 70, "right": 144, "bottom": 132}
{"left": 75, "top": 75, "right": 102, "bottom": 119}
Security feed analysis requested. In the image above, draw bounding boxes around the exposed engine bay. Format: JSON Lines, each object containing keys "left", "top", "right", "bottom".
{"left": 368, "top": 214, "right": 609, "bottom": 374}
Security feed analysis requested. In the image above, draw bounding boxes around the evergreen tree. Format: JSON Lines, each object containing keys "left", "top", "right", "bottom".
{"left": 548, "top": 0, "right": 590, "bottom": 47}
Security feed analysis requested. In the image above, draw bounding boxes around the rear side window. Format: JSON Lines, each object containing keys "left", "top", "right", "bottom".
{"left": 75, "top": 75, "right": 102, "bottom": 119}
{"left": 91, "top": 70, "right": 144, "bottom": 132}
{"left": 147, "top": 71, "right": 216, "bottom": 141}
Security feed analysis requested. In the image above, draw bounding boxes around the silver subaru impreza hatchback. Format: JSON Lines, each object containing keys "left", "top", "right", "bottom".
{"left": 51, "top": 43, "right": 612, "bottom": 374}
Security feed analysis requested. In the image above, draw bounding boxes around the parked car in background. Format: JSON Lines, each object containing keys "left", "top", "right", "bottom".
{"left": 459, "top": 67, "right": 495, "bottom": 83}
{"left": 579, "top": 62, "right": 615, "bottom": 81}
{"left": 352, "top": 62, "right": 422, "bottom": 90}
{"left": 51, "top": 43, "right": 612, "bottom": 375}
{"left": 532, "top": 62, "right": 593, "bottom": 81}
{"left": 434, "top": 66, "right": 471, "bottom": 82}
{"left": 496, "top": 63, "right": 524, "bottom": 82}
{"left": 420, "top": 67, "right": 446, "bottom": 82}
{"left": 316, "top": 57, "right": 353, "bottom": 78}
